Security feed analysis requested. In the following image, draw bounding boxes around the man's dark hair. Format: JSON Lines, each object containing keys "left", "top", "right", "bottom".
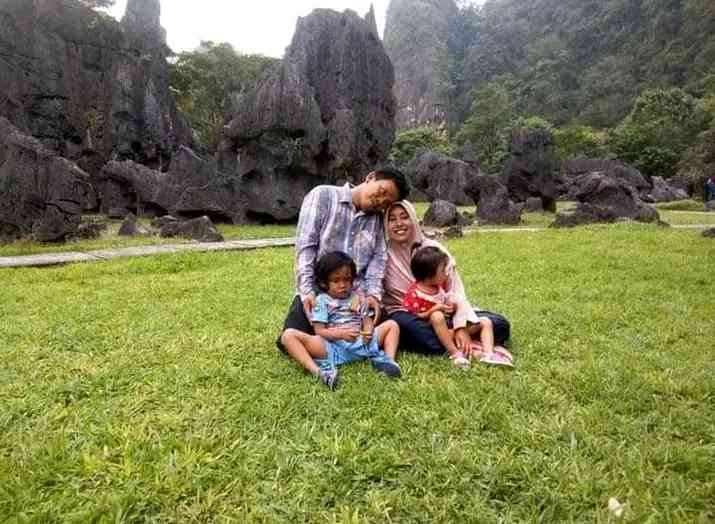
{"left": 410, "top": 245, "right": 449, "bottom": 281}
{"left": 315, "top": 251, "right": 357, "bottom": 290}
{"left": 373, "top": 166, "right": 410, "bottom": 201}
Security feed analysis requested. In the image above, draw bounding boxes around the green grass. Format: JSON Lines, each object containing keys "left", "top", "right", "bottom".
{"left": 654, "top": 199, "right": 707, "bottom": 212}
{"left": 3, "top": 202, "right": 713, "bottom": 258}
{"left": 1, "top": 224, "right": 714, "bottom": 522}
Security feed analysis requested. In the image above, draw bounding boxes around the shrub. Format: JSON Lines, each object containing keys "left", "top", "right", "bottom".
{"left": 391, "top": 127, "right": 455, "bottom": 165}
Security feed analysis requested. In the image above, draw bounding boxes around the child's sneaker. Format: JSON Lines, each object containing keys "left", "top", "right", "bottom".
{"left": 370, "top": 354, "right": 402, "bottom": 378}
{"left": 494, "top": 346, "right": 513, "bottom": 361}
{"left": 318, "top": 368, "right": 340, "bottom": 390}
{"left": 451, "top": 352, "right": 471, "bottom": 370}
{"left": 479, "top": 350, "right": 514, "bottom": 368}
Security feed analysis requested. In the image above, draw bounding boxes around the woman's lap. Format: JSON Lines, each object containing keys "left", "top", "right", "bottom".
{"left": 390, "top": 310, "right": 511, "bottom": 355}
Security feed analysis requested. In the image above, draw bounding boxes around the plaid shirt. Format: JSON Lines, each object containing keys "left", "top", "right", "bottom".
{"left": 295, "top": 184, "right": 387, "bottom": 300}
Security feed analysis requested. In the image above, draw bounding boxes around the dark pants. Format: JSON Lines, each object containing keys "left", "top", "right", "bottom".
{"left": 276, "top": 296, "right": 314, "bottom": 352}
{"left": 390, "top": 310, "right": 511, "bottom": 355}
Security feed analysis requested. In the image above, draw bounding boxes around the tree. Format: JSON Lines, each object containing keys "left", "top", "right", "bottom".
{"left": 168, "top": 42, "right": 277, "bottom": 152}
{"left": 456, "top": 80, "right": 514, "bottom": 172}
{"left": 390, "top": 127, "right": 455, "bottom": 166}
{"left": 608, "top": 88, "right": 711, "bottom": 178}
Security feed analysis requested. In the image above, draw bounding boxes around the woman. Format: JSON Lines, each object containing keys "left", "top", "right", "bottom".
{"left": 383, "top": 201, "right": 511, "bottom": 355}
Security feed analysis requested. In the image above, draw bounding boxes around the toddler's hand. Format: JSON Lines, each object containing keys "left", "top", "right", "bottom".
{"left": 443, "top": 301, "right": 456, "bottom": 315}
{"left": 340, "top": 326, "right": 360, "bottom": 342}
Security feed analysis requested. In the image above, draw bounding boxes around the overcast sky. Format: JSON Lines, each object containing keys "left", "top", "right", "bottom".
{"left": 108, "top": 1, "right": 393, "bottom": 58}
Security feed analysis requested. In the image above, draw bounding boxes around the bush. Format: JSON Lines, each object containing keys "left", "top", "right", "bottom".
{"left": 554, "top": 125, "right": 609, "bottom": 160}
{"left": 390, "top": 127, "right": 455, "bottom": 165}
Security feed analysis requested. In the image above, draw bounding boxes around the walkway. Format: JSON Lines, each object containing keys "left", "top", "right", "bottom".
{"left": 1, "top": 224, "right": 712, "bottom": 269}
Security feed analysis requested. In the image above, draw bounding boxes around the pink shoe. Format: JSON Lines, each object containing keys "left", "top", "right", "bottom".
{"left": 450, "top": 352, "right": 471, "bottom": 370}
{"left": 479, "top": 350, "right": 514, "bottom": 368}
{"left": 494, "top": 346, "right": 513, "bottom": 361}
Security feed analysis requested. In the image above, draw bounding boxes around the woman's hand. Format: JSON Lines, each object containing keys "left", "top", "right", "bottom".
{"left": 442, "top": 300, "right": 456, "bottom": 316}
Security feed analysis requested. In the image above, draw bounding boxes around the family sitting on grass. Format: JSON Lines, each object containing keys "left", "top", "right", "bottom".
{"left": 278, "top": 168, "right": 512, "bottom": 390}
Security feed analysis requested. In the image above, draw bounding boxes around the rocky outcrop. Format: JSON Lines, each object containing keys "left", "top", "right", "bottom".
{"left": 159, "top": 216, "right": 224, "bottom": 242}
{"left": 406, "top": 151, "right": 479, "bottom": 205}
{"left": 0, "top": 118, "right": 95, "bottom": 242}
{"left": 466, "top": 174, "right": 522, "bottom": 225}
{"left": 223, "top": 8, "right": 396, "bottom": 222}
{"left": 383, "top": 0, "right": 458, "bottom": 129}
{"left": 503, "top": 128, "right": 559, "bottom": 212}
{"left": 647, "top": 176, "right": 689, "bottom": 203}
{"left": 423, "top": 200, "right": 459, "bottom": 228}
{"left": 98, "top": 147, "right": 243, "bottom": 223}
{"left": 552, "top": 173, "right": 660, "bottom": 227}
{"left": 0, "top": 0, "right": 197, "bottom": 174}
{"left": 564, "top": 157, "right": 650, "bottom": 192}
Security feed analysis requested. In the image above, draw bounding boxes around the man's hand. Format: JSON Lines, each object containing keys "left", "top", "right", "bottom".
{"left": 302, "top": 293, "right": 316, "bottom": 322}
{"left": 361, "top": 316, "right": 375, "bottom": 344}
{"left": 454, "top": 327, "right": 472, "bottom": 353}
{"left": 366, "top": 295, "right": 382, "bottom": 324}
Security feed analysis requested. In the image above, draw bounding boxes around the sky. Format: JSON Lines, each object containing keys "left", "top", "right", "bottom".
{"left": 108, "top": 1, "right": 393, "bottom": 58}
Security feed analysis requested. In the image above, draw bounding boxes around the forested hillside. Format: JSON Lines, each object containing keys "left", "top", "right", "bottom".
{"left": 386, "top": 0, "right": 715, "bottom": 128}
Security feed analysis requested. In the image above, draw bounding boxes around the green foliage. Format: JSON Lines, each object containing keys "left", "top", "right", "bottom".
{"left": 512, "top": 115, "right": 554, "bottom": 132}
{"left": 553, "top": 125, "right": 608, "bottom": 160}
{"left": 607, "top": 88, "right": 711, "bottom": 177}
{"left": 390, "top": 127, "right": 455, "bottom": 165}
{"left": 1, "top": 227, "right": 714, "bottom": 520}
{"left": 168, "top": 42, "right": 277, "bottom": 152}
{"left": 456, "top": 81, "right": 514, "bottom": 172}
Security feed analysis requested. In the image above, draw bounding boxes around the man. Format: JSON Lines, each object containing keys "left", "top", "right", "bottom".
{"left": 277, "top": 167, "right": 409, "bottom": 374}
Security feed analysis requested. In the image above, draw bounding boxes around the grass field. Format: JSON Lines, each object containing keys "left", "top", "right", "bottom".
{"left": 1, "top": 223, "right": 714, "bottom": 522}
{"left": 1, "top": 202, "right": 714, "bottom": 258}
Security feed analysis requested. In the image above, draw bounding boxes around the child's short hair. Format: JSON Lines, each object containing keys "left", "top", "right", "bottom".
{"left": 410, "top": 245, "right": 449, "bottom": 281}
{"left": 315, "top": 251, "right": 357, "bottom": 290}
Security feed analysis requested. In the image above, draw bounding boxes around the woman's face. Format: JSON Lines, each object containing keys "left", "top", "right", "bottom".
{"left": 387, "top": 205, "right": 413, "bottom": 244}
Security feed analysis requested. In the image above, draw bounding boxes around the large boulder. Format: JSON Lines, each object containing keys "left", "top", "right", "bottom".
{"left": 0, "top": 118, "right": 95, "bottom": 242}
{"left": 223, "top": 8, "right": 396, "bottom": 222}
{"left": 0, "top": 0, "right": 197, "bottom": 174}
{"left": 423, "top": 200, "right": 459, "bottom": 228}
{"left": 552, "top": 173, "right": 660, "bottom": 227}
{"left": 98, "top": 147, "right": 244, "bottom": 223}
{"left": 406, "top": 150, "right": 480, "bottom": 205}
{"left": 159, "top": 216, "right": 224, "bottom": 243}
{"left": 648, "top": 176, "right": 689, "bottom": 203}
{"left": 502, "top": 128, "right": 559, "bottom": 212}
{"left": 466, "top": 175, "right": 522, "bottom": 225}
{"left": 565, "top": 157, "right": 650, "bottom": 192}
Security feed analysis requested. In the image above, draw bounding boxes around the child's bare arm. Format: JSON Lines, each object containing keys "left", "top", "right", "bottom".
{"left": 416, "top": 304, "right": 444, "bottom": 320}
{"left": 314, "top": 322, "right": 359, "bottom": 342}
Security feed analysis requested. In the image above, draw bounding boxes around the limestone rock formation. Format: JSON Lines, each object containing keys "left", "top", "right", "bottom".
{"left": 423, "top": 200, "right": 459, "bottom": 228}
{"left": 406, "top": 151, "right": 480, "bottom": 205}
{"left": 565, "top": 157, "right": 650, "bottom": 192}
{"left": 647, "top": 176, "right": 689, "bottom": 203}
{"left": 0, "top": 118, "right": 95, "bottom": 242}
{"left": 223, "top": 8, "right": 396, "bottom": 222}
{"left": 466, "top": 175, "right": 522, "bottom": 225}
{"left": 99, "top": 147, "right": 243, "bottom": 223}
{"left": 552, "top": 173, "right": 660, "bottom": 227}
{"left": 502, "top": 128, "right": 559, "bottom": 212}
{"left": 118, "top": 213, "right": 151, "bottom": 237}
{"left": 383, "top": 0, "right": 458, "bottom": 129}
{"left": 159, "top": 216, "right": 224, "bottom": 243}
{"left": 0, "top": 0, "right": 196, "bottom": 174}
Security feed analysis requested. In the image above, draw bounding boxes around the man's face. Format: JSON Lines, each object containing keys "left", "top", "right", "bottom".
{"left": 358, "top": 174, "right": 400, "bottom": 213}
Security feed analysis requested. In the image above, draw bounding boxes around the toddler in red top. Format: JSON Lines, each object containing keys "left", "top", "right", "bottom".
{"left": 403, "top": 245, "right": 513, "bottom": 368}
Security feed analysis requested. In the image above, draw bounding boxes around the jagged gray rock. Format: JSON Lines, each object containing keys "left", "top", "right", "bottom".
{"left": 0, "top": 118, "right": 95, "bottom": 243}
{"left": 383, "top": 0, "right": 458, "bottom": 129}
{"left": 406, "top": 151, "right": 480, "bottom": 205}
{"left": 223, "top": 8, "right": 395, "bottom": 222}
{"left": 118, "top": 213, "right": 152, "bottom": 237}
{"left": 99, "top": 147, "right": 243, "bottom": 223}
{"left": 553, "top": 173, "right": 660, "bottom": 227}
{"left": 648, "top": 176, "right": 689, "bottom": 203}
{"left": 159, "top": 216, "right": 224, "bottom": 242}
{"left": 503, "top": 128, "right": 559, "bottom": 212}
{"left": 466, "top": 174, "right": 522, "bottom": 225}
{"left": 0, "top": 0, "right": 197, "bottom": 175}
{"left": 423, "top": 200, "right": 459, "bottom": 228}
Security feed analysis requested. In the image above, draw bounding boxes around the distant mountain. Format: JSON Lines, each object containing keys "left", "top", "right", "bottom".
{"left": 384, "top": 0, "right": 715, "bottom": 129}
